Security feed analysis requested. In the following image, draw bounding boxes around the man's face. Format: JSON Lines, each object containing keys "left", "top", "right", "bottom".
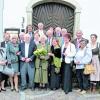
{"left": 76, "top": 31, "right": 83, "bottom": 39}
{"left": 28, "top": 26, "right": 33, "bottom": 32}
{"left": 4, "top": 33, "right": 10, "bottom": 41}
{"left": 24, "top": 35, "right": 31, "bottom": 43}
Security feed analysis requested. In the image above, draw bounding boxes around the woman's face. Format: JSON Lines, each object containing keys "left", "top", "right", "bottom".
{"left": 80, "top": 41, "right": 86, "bottom": 48}
{"left": 64, "top": 36, "right": 70, "bottom": 44}
{"left": 40, "top": 37, "right": 46, "bottom": 44}
{"left": 52, "top": 39, "right": 58, "bottom": 46}
{"left": 91, "top": 35, "right": 97, "bottom": 43}
{"left": 12, "top": 37, "right": 17, "bottom": 44}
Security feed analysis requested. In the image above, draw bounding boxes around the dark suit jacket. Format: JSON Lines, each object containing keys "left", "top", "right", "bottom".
{"left": 1, "top": 41, "right": 6, "bottom": 48}
{"left": 19, "top": 40, "right": 36, "bottom": 68}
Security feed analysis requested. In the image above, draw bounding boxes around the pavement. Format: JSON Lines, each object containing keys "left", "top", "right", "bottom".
{"left": 0, "top": 88, "right": 100, "bottom": 100}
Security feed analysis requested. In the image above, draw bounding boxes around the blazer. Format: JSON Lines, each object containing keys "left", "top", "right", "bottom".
{"left": 19, "top": 40, "right": 36, "bottom": 68}
{"left": 61, "top": 42, "right": 76, "bottom": 63}
{"left": 1, "top": 41, "right": 6, "bottom": 48}
{"left": 74, "top": 47, "right": 92, "bottom": 69}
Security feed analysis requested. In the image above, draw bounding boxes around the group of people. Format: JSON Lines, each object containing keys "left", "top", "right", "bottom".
{"left": 0, "top": 22, "right": 100, "bottom": 95}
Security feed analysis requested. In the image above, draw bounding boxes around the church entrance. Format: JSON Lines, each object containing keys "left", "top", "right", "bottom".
{"left": 32, "top": 2, "right": 74, "bottom": 34}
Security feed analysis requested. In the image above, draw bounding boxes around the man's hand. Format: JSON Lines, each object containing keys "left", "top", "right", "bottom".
{"left": 21, "top": 57, "right": 26, "bottom": 61}
{"left": 25, "top": 58, "right": 32, "bottom": 63}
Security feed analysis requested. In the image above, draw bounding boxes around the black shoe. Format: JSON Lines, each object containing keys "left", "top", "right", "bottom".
{"left": 15, "top": 89, "right": 19, "bottom": 93}
{"left": 1, "top": 88, "right": 6, "bottom": 91}
{"left": 11, "top": 88, "right": 14, "bottom": 91}
{"left": 65, "top": 91, "right": 69, "bottom": 94}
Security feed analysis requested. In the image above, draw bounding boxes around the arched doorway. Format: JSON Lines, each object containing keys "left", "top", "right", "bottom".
{"left": 32, "top": 2, "right": 74, "bottom": 34}
{"left": 26, "top": 0, "right": 81, "bottom": 37}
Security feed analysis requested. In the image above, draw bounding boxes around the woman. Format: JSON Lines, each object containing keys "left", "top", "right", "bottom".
{"left": 0, "top": 47, "right": 7, "bottom": 92}
{"left": 88, "top": 34, "right": 100, "bottom": 92}
{"left": 7, "top": 35, "right": 20, "bottom": 92}
{"left": 74, "top": 39, "right": 92, "bottom": 94}
{"left": 48, "top": 38, "right": 61, "bottom": 90}
{"left": 61, "top": 34, "right": 76, "bottom": 94}
{"left": 34, "top": 35, "right": 50, "bottom": 88}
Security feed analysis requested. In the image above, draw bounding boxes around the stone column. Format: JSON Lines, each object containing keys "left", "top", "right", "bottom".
{"left": 73, "top": 9, "right": 81, "bottom": 38}
{"left": 0, "top": 0, "right": 4, "bottom": 42}
{"left": 26, "top": 8, "right": 33, "bottom": 25}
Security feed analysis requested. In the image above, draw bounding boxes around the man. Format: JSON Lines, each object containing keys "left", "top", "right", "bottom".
{"left": 19, "top": 32, "right": 25, "bottom": 43}
{"left": 72, "top": 30, "right": 88, "bottom": 51}
{"left": 46, "top": 30, "right": 53, "bottom": 46}
{"left": 1, "top": 32, "right": 10, "bottom": 48}
{"left": 26, "top": 25, "right": 34, "bottom": 38}
{"left": 34, "top": 22, "right": 46, "bottom": 37}
{"left": 19, "top": 34, "right": 36, "bottom": 91}
{"left": 61, "top": 28, "right": 68, "bottom": 45}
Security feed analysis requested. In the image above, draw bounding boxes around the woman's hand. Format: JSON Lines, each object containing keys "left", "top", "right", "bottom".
{"left": 16, "top": 51, "right": 21, "bottom": 55}
{"left": 75, "top": 61, "right": 80, "bottom": 64}
{"left": 63, "top": 52, "right": 67, "bottom": 56}
{"left": 48, "top": 53, "right": 54, "bottom": 57}
{"left": 0, "top": 61, "right": 7, "bottom": 65}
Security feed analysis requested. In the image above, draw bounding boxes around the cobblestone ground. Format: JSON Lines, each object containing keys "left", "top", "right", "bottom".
{"left": 0, "top": 88, "right": 100, "bottom": 100}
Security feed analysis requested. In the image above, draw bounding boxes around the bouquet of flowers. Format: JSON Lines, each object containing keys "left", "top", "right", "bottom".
{"left": 33, "top": 48, "right": 47, "bottom": 56}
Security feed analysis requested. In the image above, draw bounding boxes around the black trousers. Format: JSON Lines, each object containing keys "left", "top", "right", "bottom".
{"left": 50, "top": 65, "right": 60, "bottom": 89}
{"left": 63, "top": 63, "right": 72, "bottom": 93}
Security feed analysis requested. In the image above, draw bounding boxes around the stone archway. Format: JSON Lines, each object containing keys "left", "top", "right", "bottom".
{"left": 26, "top": 0, "right": 81, "bottom": 37}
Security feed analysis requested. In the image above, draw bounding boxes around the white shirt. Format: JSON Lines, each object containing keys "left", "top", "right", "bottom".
{"left": 39, "top": 30, "right": 44, "bottom": 37}
{"left": 61, "top": 42, "right": 76, "bottom": 63}
{"left": 25, "top": 43, "right": 29, "bottom": 58}
{"left": 75, "top": 48, "right": 85, "bottom": 69}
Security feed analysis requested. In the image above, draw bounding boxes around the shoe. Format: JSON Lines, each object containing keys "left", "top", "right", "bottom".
{"left": 15, "top": 89, "right": 19, "bottom": 93}
{"left": 65, "top": 91, "right": 69, "bottom": 94}
{"left": 80, "top": 90, "right": 86, "bottom": 94}
{"left": 11, "top": 88, "right": 14, "bottom": 91}
{"left": 1, "top": 88, "right": 6, "bottom": 91}
{"left": 76, "top": 89, "right": 81, "bottom": 92}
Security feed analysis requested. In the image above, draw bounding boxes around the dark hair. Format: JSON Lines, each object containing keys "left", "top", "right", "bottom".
{"left": 26, "top": 24, "right": 33, "bottom": 33}
{"left": 63, "top": 33, "right": 71, "bottom": 41}
{"left": 90, "top": 34, "right": 97, "bottom": 39}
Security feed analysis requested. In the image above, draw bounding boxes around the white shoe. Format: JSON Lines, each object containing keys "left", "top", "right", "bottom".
{"left": 80, "top": 90, "right": 86, "bottom": 94}
{"left": 76, "top": 89, "right": 81, "bottom": 92}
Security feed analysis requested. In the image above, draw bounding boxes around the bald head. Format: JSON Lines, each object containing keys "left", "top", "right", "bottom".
{"left": 55, "top": 27, "right": 61, "bottom": 33}
{"left": 38, "top": 22, "right": 44, "bottom": 30}
{"left": 46, "top": 30, "right": 53, "bottom": 38}
{"left": 61, "top": 28, "right": 67, "bottom": 36}
{"left": 24, "top": 34, "right": 31, "bottom": 43}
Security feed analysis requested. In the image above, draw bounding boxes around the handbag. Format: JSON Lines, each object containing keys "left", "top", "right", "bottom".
{"left": 83, "top": 64, "right": 95, "bottom": 75}
{"left": 2, "top": 64, "right": 14, "bottom": 76}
